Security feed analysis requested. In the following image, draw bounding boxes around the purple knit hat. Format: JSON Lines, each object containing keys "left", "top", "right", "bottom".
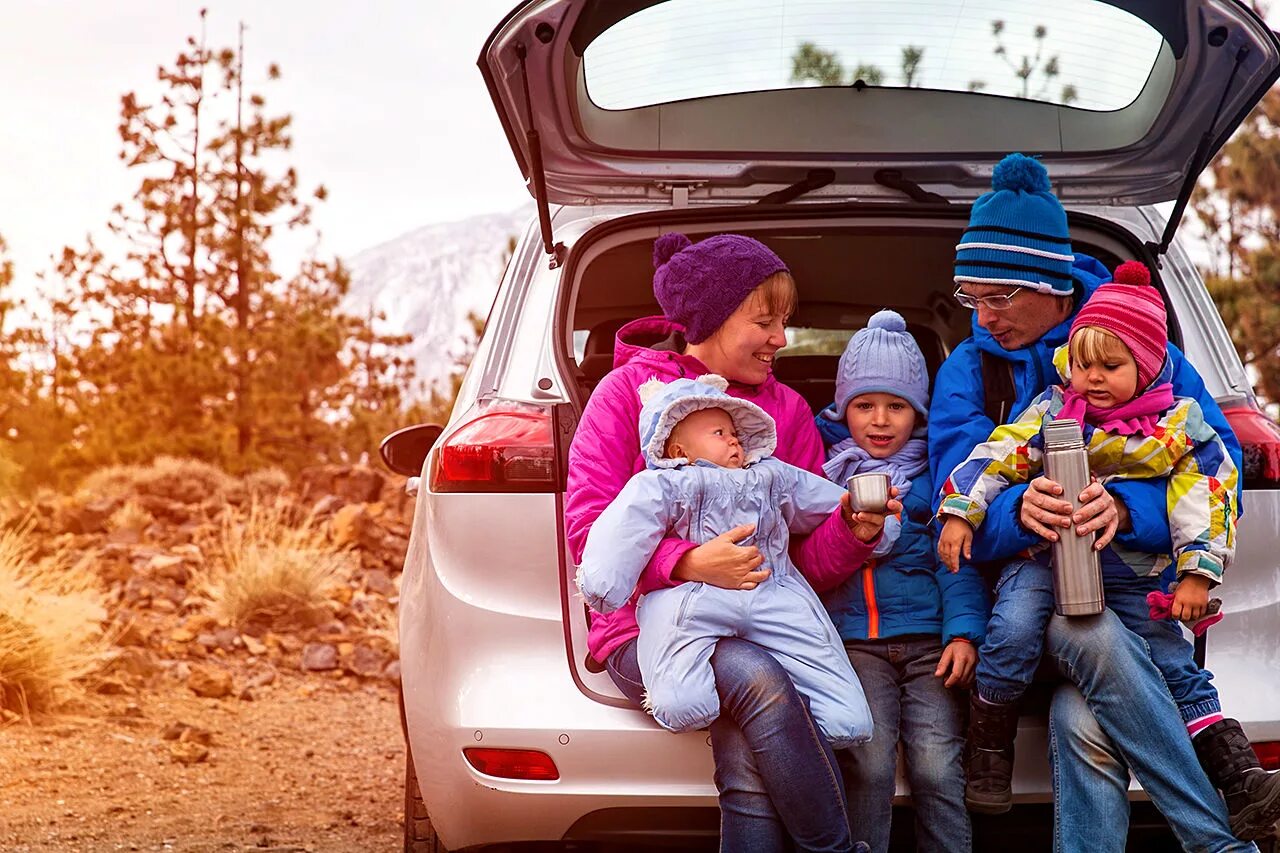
{"left": 652, "top": 233, "right": 789, "bottom": 343}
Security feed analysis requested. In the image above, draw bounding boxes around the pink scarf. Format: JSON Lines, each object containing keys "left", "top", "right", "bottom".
{"left": 1057, "top": 382, "right": 1175, "bottom": 437}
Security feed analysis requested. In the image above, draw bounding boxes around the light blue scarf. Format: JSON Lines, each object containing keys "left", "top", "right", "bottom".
{"left": 823, "top": 435, "right": 929, "bottom": 496}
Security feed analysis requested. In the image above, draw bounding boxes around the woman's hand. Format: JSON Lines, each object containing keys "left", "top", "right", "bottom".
{"left": 1020, "top": 476, "right": 1120, "bottom": 549}
{"left": 840, "top": 488, "right": 902, "bottom": 543}
{"left": 671, "top": 524, "right": 770, "bottom": 590}
{"left": 1171, "top": 575, "right": 1211, "bottom": 622}
{"left": 934, "top": 639, "right": 977, "bottom": 688}
{"left": 937, "top": 516, "right": 973, "bottom": 573}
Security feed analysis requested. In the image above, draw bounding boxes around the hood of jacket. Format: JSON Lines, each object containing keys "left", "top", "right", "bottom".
{"left": 637, "top": 375, "right": 777, "bottom": 469}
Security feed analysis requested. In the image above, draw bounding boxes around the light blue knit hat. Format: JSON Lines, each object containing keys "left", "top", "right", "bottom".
{"left": 825, "top": 310, "right": 929, "bottom": 421}
{"left": 954, "top": 153, "right": 1076, "bottom": 296}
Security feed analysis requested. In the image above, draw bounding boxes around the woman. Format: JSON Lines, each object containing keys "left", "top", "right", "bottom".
{"left": 564, "top": 232, "right": 892, "bottom": 852}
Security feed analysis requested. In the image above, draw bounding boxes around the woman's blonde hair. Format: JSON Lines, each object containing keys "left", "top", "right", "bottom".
{"left": 1069, "top": 325, "right": 1132, "bottom": 366}
{"left": 740, "top": 270, "right": 798, "bottom": 318}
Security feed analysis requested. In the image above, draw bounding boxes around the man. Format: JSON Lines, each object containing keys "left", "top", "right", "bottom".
{"left": 929, "top": 153, "right": 1276, "bottom": 850}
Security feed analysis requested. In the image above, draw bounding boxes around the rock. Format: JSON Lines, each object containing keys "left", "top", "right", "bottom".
{"left": 300, "top": 642, "right": 338, "bottom": 672}
{"left": 238, "top": 687, "right": 255, "bottom": 701}
{"left": 242, "top": 634, "right": 268, "bottom": 656}
{"left": 168, "top": 741, "right": 210, "bottom": 765}
{"left": 382, "top": 660, "right": 402, "bottom": 685}
{"left": 121, "top": 702, "right": 144, "bottom": 718}
{"left": 113, "top": 614, "right": 151, "bottom": 648}
{"left": 363, "top": 569, "right": 396, "bottom": 597}
{"left": 106, "top": 527, "right": 142, "bottom": 545}
{"left": 347, "top": 644, "right": 388, "bottom": 679}
{"left": 314, "top": 619, "right": 347, "bottom": 637}
{"left": 311, "top": 494, "right": 344, "bottom": 517}
{"left": 245, "top": 665, "right": 278, "bottom": 689}
{"left": 146, "top": 554, "right": 191, "bottom": 585}
{"left": 330, "top": 504, "right": 369, "bottom": 550}
{"left": 186, "top": 665, "right": 234, "bottom": 699}
{"left": 94, "top": 677, "right": 130, "bottom": 696}
{"left": 107, "top": 648, "right": 162, "bottom": 681}
{"left": 212, "top": 627, "right": 241, "bottom": 652}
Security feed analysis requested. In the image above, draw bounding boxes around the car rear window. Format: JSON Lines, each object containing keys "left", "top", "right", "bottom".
{"left": 584, "top": 0, "right": 1165, "bottom": 112}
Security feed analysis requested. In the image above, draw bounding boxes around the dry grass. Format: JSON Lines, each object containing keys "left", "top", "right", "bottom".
{"left": 200, "top": 500, "right": 350, "bottom": 630}
{"left": 77, "top": 455, "right": 238, "bottom": 505}
{"left": 107, "top": 499, "right": 154, "bottom": 534}
{"left": 0, "top": 525, "right": 109, "bottom": 718}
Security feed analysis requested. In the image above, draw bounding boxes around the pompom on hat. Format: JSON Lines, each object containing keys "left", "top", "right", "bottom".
{"left": 1070, "top": 260, "right": 1168, "bottom": 388}
{"left": 954, "top": 153, "right": 1077, "bottom": 296}
{"left": 825, "top": 309, "right": 930, "bottom": 421}
{"left": 652, "top": 232, "right": 789, "bottom": 344}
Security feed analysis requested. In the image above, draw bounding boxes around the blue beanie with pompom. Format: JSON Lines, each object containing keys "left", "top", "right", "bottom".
{"left": 652, "top": 232, "right": 789, "bottom": 343}
{"left": 827, "top": 309, "right": 930, "bottom": 421}
{"left": 954, "top": 153, "right": 1076, "bottom": 296}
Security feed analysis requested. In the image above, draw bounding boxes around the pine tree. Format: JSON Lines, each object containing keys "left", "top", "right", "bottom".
{"left": 46, "top": 15, "right": 416, "bottom": 478}
{"left": 1194, "top": 87, "right": 1280, "bottom": 405}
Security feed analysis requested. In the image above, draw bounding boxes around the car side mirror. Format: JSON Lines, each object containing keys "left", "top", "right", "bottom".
{"left": 379, "top": 424, "right": 443, "bottom": 477}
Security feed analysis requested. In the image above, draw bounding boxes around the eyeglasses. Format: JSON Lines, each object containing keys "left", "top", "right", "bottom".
{"left": 952, "top": 286, "right": 1022, "bottom": 312}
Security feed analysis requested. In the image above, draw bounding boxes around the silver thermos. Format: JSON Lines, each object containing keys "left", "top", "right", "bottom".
{"left": 1042, "top": 419, "right": 1105, "bottom": 616}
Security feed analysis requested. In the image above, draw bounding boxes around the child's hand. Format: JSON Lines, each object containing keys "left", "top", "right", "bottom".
{"left": 1171, "top": 575, "right": 1211, "bottom": 622}
{"left": 937, "top": 516, "right": 973, "bottom": 573}
{"left": 935, "top": 638, "right": 977, "bottom": 689}
{"left": 840, "top": 488, "right": 902, "bottom": 543}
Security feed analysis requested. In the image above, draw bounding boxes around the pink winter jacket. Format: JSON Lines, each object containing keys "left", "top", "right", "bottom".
{"left": 565, "top": 316, "right": 879, "bottom": 662}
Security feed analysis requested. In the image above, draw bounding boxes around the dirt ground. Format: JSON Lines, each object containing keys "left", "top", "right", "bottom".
{"left": 0, "top": 672, "right": 404, "bottom": 853}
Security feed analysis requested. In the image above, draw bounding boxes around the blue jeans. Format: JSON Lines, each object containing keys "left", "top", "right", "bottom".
{"left": 607, "top": 637, "right": 865, "bottom": 853}
{"left": 1044, "top": 610, "right": 1255, "bottom": 853}
{"left": 840, "top": 637, "right": 969, "bottom": 853}
{"left": 978, "top": 559, "right": 1221, "bottom": 724}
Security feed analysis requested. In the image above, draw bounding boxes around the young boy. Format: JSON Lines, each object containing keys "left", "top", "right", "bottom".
{"left": 937, "top": 262, "right": 1280, "bottom": 838}
{"left": 815, "top": 310, "right": 989, "bottom": 853}
{"left": 577, "top": 374, "right": 898, "bottom": 748}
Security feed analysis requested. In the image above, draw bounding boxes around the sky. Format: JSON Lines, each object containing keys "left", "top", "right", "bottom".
{"left": 0, "top": 0, "right": 529, "bottom": 296}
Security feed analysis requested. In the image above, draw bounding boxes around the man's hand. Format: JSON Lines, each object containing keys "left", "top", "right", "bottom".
{"left": 840, "top": 488, "right": 903, "bottom": 543}
{"left": 1171, "top": 575, "right": 1211, "bottom": 622}
{"left": 1020, "top": 476, "right": 1120, "bottom": 549}
{"left": 672, "top": 524, "right": 770, "bottom": 590}
{"left": 937, "top": 516, "right": 973, "bottom": 573}
{"left": 935, "top": 639, "right": 977, "bottom": 688}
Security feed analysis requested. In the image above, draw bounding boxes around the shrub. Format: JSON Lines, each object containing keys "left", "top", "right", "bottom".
{"left": 77, "top": 456, "right": 238, "bottom": 506}
{"left": 0, "top": 525, "right": 109, "bottom": 717}
{"left": 243, "top": 467, "right": 290, "bottom": 499}
{"left": 200, "top": 499, "right": 350, "bottom": 629}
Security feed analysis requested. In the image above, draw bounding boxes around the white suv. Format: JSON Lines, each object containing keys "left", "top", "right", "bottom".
{"left": 382, "top": 1, "right": 1280, "bottom": 850}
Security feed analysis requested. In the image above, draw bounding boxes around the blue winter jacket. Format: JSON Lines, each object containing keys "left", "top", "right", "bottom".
{"left": 820, "top": 470, "right": 989, "bottom": 645}
{"left": 929, "top": 254, "right": 1244, "bottom": 565}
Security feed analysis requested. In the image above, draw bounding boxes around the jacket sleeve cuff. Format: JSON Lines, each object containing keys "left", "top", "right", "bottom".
{"left": 970, "top": 484, "right": 1040, "bottom": 562}
{"left": 794, "top": 509, "right": 879, "bottom": 594}
{"left": 636, "top": 538, "right": 699, "bottom": 595}
{"left": 1175, "top": 550, "right": 1224, "bottom": 587}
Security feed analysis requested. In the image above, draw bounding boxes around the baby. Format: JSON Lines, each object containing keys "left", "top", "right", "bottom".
{"left": 577, "top": 374, "right": 897, "bottom": 748}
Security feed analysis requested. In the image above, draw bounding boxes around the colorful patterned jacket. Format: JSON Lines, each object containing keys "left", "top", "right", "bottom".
{"left": 938, "top": 347, "right": 1238, "bottom": 583}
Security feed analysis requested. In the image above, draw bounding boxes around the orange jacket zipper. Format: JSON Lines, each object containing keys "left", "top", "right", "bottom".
{"left": 862, "top": 559, "right": 879, "bottom": 639}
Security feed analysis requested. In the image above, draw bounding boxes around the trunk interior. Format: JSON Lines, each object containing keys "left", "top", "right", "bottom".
{"left": 565, "top": 208, "right": 1157, "bottom": 416}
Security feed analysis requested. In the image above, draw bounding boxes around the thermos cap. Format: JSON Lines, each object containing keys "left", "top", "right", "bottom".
{"left": 1043, "top": 418, "right": 1085, "bottom": 451}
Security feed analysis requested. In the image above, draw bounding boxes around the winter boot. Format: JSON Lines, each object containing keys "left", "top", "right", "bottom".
{"left": 964, "top": 693, "right": 1020, "bottom": 814}
{"left": 1193, "top": 718, "right": 1280, "bottom": 840}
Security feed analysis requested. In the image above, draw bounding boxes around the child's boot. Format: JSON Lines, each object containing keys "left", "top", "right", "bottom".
{"left": 964, "top": 693, "right": 1020, "bottom": 814}
{"left": 1193, "top": 718, "right": 1280, "bottom": 840}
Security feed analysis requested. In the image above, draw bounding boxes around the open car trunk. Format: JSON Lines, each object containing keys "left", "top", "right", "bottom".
{"left": 556, "top": 205, "right": 1161, "bottom": 703}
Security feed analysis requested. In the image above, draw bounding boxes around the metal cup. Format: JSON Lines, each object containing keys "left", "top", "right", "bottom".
{"left": 846, "top": 472, "right": 890, "bottom": 512}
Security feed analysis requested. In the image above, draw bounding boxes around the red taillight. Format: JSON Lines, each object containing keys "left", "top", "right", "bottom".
{"left": 463, "top": 747, "right": 560, "bottom": 781}
{"left": 1255, "top": 741, "right": 1280, "bottom": 772}
{"left": 1223, "top": 404, "right": 1280, "bottom": 486}
{"left": 430, "top": 402, "right": 557, "bottom": 493}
